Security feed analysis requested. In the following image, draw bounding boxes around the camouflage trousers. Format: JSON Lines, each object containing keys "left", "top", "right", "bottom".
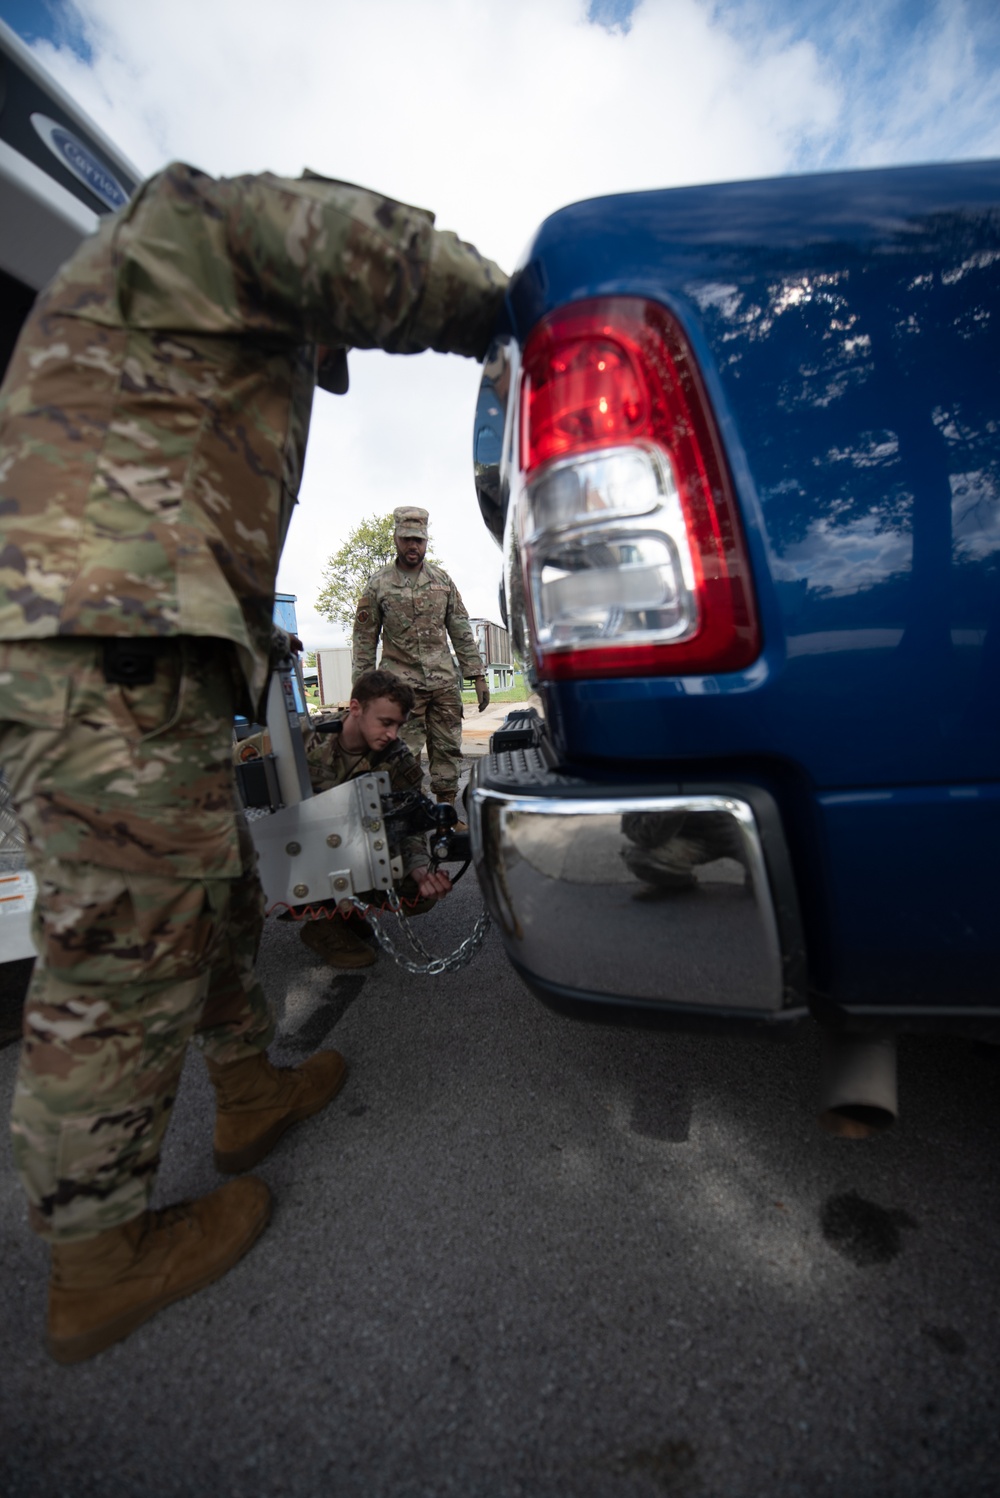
{"left": 0, "top": 638, "right": 273, "bottom": 1243}
{"left": 399, "top": 682, "right": 464, "bottom": 799}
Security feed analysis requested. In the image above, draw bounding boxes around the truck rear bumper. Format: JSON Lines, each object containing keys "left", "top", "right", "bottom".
{"left": 469, "top": 747, "right": 807, "bottom": 1030}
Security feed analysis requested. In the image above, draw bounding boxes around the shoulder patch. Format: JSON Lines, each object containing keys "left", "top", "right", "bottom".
{"left": 355, "top": 608, "right": 370, "bottom": 624}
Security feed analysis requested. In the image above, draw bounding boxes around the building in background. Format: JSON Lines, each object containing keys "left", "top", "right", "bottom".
{"left": 314, "top": 620, "right": 513, "bottom": 709}
{"left": 316, "top": 647, "right": 353, "bottom": 707}
{"left": 470, "top": 619, "right": 514, "bottom": 692}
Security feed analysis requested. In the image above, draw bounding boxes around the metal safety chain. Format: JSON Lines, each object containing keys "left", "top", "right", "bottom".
{"left": 351, "top": 892, "right": 492, "bottom": 976}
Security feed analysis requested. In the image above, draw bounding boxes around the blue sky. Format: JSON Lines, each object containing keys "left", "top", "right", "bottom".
{"left": 6, "top": 1, "right": 1000, "bottom": 183}
{"left": 9, "top": 0, "right": 646, "bottom": 46}
{"left": 1, "top": 0, "right": 91, "bottom": 55}
{"left": 1, "top": 0, "right": 50, "bottom": 41}
{"left": 716, "top": 0, "right": 1000, "bottom": 167}
{"left": 588, "top": 0, "right": 641, "bottom": 31}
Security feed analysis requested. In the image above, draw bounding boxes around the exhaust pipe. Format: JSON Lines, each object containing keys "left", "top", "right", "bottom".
{"left": 818, "top": 1028, "right": 898, "bottom": 1138}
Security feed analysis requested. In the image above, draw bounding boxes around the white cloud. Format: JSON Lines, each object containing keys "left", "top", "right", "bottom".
{"left": 25, "top": 0, "right": 1000, "bottom": 647}
{"left": 774, "top": 514, "right": 913, "bottom": 595}
{"left": 724, "top": 0, "right": 1000, "bottom": 171}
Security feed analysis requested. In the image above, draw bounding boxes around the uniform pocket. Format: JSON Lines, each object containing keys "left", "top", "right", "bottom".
{"left": 113, "top": 641, "right": 184, "bottom": 741}
{"left": 0, "top": 640, "right": 74, "bottom": 729}
{"left": 425, "top": 583, "right": 451, "bottom": 623}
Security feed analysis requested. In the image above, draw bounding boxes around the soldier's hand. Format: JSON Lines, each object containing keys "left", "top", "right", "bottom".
{"left": 272, "top": 626, "right": 303, "bottom": 659}
{"left": 412, "top": 866, "right": 453, "bottom": 903}
{"left": 474, "top": 676, "right": 490, "bottom": 712}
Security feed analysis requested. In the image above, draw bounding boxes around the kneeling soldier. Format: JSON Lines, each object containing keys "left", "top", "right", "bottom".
{"left": 299, "top": 670, "right": 453, "bottom": 967}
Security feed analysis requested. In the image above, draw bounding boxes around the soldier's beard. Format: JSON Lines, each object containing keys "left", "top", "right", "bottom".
{"left": 396, "top": 540, "right": 425, "bottom": 571}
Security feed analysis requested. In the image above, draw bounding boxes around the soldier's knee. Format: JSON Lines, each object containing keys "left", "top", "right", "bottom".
{"left": 31, "top": 863, "right": 228, "bottom": 989}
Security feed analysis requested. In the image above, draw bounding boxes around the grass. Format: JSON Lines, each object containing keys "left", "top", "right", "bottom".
{"left": 461, "top": 673, "right": 529, "bottom": 705}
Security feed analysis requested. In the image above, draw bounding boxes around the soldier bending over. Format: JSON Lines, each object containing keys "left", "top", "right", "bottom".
{"left": 0, "top": 162, "right": 506, "bottom": 1362}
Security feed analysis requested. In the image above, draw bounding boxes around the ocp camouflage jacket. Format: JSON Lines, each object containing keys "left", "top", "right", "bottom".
{"left": 351, "top": 560, "right": 483, "bottom": 689}
{"left": 0, "top": 162, "right": 506, "bottom": 706}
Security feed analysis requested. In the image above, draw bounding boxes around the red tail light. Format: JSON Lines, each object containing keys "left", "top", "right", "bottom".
{"left": 523, "top": 338, "right": 648, "bottom": 466}
{"left": 518, "top": 297, "right": 759, "bottom": 680}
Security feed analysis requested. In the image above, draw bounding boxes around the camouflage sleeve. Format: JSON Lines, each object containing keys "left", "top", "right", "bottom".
{"left": 114, "top": 163, "right": 508, "bottom": 360}
{"left": 351, "top": 582, "right": 381, "bottom": 678}
{"left": 302, "top": 723, "right": 337, "bottom": 795}
{"left": 445, "top": 582, "right": 485, "bottom": 678}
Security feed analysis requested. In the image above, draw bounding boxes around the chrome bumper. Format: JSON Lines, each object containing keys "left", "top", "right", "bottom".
{"left": 470, "top": 772, "right": 804, "bottom": 1023}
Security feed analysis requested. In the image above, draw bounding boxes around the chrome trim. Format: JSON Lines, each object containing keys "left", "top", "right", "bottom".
{"left": 522, "top": 442, "right": 673, "bottom": 534}
{"left": 470, "top": 785, "right": 785, "bottom": 1013}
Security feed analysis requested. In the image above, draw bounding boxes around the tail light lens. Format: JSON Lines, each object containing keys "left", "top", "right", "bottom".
{"left": 518, "top": 298, "right": 759, "bottom": 679}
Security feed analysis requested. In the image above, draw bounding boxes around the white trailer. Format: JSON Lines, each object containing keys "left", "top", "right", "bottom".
{"left": 0, "top": 787, "right": 35, "bottom": 964}
{"left": 316, "top": 647, "right": 354, "bottom": 707}
{"left": 469, "top": 618, "right": 515, "bottom": 692}
{"left": 0, "top": 20, "right": 142, "bottom": 976}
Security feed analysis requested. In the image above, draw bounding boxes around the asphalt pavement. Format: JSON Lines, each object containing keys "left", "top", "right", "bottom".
{"left": 1, "top": 759, "right": 998, "bottom": 1497}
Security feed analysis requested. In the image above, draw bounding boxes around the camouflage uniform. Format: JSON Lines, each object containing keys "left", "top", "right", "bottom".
{"left": 0, "top": 637, "right": 272, "bottom": 1240}
{"left": 0, "top": 162, "right": 507, "bottom": 1242}
{"left": 352, "top": 548, "right": 484, "bottom": 799}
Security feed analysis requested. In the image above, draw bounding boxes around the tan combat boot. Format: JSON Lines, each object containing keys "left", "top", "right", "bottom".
{"left": 299, "top": 915, "right": 376, "bottom": 968}
{"left": 206, "top": 1048, "right": 348, "bottom": 1173}
{"left": 47, "top": 1176, "right": 271, "bottom": 1364}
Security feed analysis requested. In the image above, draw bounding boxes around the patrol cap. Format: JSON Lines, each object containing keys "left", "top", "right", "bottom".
{"left": 394, "top": 506, "right": 429, "bottom": 539}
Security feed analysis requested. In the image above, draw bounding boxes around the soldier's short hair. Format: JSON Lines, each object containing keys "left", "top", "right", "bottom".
{"left": 351, "top": 669, "right": 414, "bottom": 716}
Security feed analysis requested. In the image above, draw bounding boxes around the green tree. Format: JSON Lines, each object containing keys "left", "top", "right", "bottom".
{"left": 315, "top": 513, "right": 397, "bottom": 628}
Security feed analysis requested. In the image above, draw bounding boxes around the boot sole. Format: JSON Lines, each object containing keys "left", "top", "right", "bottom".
{"left": 47, "top": 1192, "right": 273, "bottom": 1365}
{"left": 214, "top": 1059, "right": 349, "bottom": 1174}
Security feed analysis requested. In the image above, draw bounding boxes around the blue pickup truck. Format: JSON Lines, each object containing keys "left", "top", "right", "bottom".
{"left": 469, "top": 160, "right": 1000, "bottom": 1135}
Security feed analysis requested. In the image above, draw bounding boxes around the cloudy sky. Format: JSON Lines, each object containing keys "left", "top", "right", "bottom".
{"left": 4, "top": 0, "right": 1000, "bottom": 649}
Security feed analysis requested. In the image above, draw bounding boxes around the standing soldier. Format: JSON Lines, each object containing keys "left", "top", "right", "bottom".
{"left": 352, "top": 507, "right": 490, "bottom": 822}
{"left": 0, "top": 161, "right": 507, "bottom": 1362}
